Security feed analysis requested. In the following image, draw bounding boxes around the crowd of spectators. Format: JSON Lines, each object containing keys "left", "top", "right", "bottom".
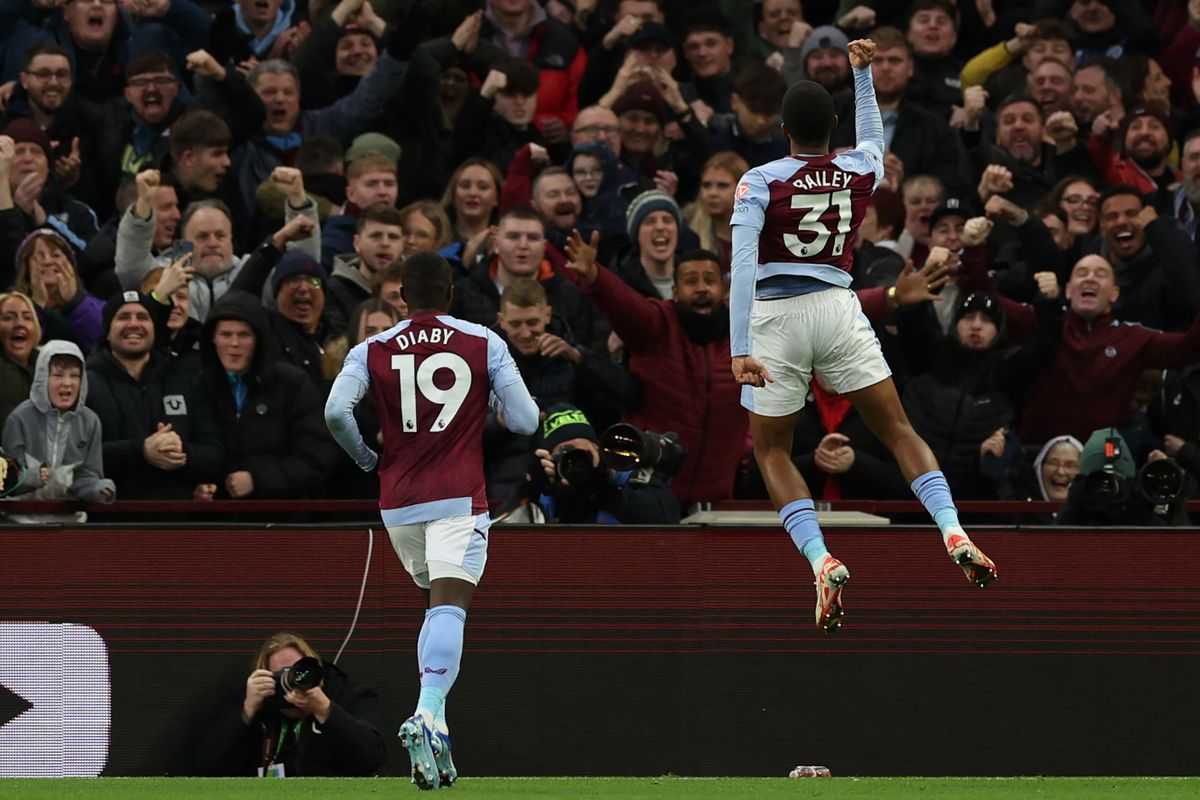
{"left": 2, "top": 0, "right": 1200, "bottom": 522}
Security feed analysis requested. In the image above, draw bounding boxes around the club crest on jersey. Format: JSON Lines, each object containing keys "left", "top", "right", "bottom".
{"left": 736, "top": 182, "right": 750, "bottom": 199}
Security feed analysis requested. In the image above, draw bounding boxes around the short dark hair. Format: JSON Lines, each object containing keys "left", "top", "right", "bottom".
{"left": 734, "top": 62, "right": 787, "bottom": 116}
{"left": 781, "top": 80, "right": 835, "bottom": 148}
{"left": 996, "top": 92, "right": 1043, "bottom": 119}
{"left": 683, "top": 9, "right": 731, "bottom": 38}
{"left": 1098, "top": 184, "right": 1144, "bottom": 211}
{"left": 675, "top": 249, "right": 721, "bottom": 282}
{"left": 124, "top": 50, "right": 175, "bottom": 80}
{"left": 22, "top": 42, "right": 69, "bottom": 70}
{"left": 296, "top": 136, "right": 344, "bottom": 175}
{"left": 357, "top": 202, "right": 406, "bottom": 233}
{"left": 170, "top": 110, "right": 232, "bottom": 161}
{"left": 907, "top": 0, "right": 957, "bottom": 29}
{"left": 1076, "top": 57, "right": 1128, "bottom": 109}
{"left": 1034, "top": 18, "right": 1075, "bottom": 47}
{"left": 496, "top": 57, "right": 540, "bottom": 96}
{"left": 399, "top": 251, "right": 453, "bottom": 312}
{"left": 677, "top": 248, "right": 720, "bottom": 266}
{"left": 47, "top": 352, "right": 82, "bottom": 373}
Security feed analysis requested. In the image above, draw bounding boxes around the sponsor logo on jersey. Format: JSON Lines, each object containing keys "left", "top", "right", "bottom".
{"left": 736, "top": 182, "right": 750, "bottom": 199}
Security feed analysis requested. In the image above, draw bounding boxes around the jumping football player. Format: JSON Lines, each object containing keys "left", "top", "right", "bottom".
{"left": 326, "top": 252, "right": 539, "bottom": 788}
{"left": 728, "top": 39, "right": 997, "bottom": 632}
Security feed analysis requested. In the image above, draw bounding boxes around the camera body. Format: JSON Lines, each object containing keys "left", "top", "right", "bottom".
{"left": 1065, "top": 436, "right": 1187, "bottom": 525}
{"left": 271, "top": 656, "right": 323, "bottom": 707}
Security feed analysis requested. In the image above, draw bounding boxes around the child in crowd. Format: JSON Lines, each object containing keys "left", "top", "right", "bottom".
{"left": 2, "top": 340, "right": 114, "bottom": 522}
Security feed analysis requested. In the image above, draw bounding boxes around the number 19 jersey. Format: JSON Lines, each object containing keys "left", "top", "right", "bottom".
{"left": 341, "top": 311, "right": 526, "bottom": 525}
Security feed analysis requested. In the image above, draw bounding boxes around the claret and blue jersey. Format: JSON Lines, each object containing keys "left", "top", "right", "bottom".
{"left": 728, "top": 65, "right": 886, "bottom": 357}
{"left": 326, "top": 311, "right": 538, "bottom": 526}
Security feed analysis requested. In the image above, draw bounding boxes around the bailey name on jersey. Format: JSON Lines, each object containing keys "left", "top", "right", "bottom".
{"left": 791, "top": 170, "right": 854, "bottom": 191}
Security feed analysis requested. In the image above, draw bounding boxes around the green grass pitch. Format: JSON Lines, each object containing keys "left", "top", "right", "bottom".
{"left": 1, "top": 777, "right": 1197, "bottom": 799}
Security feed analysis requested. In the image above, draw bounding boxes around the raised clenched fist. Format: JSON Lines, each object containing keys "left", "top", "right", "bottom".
{"left": 270, "top": 166, "right": 306, "bottom": 205}
{"left": 847, "top": 39, "right": 876, "bottom": 69}
{"left": 962, "top": 216, "right": 994, "bottom": 247}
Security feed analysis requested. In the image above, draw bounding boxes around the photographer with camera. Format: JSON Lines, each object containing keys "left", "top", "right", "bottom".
{"left": 564, "top": 232, "right": 747, "bottom": 510}
{"left": 196, "top": 632, "right": 385, "bottom": 777}
{"left": 1056, "top": 428, "right": 1189, "bottom": 527}
{"left": 502, "top": 404, "right": 680, "bottom": 524}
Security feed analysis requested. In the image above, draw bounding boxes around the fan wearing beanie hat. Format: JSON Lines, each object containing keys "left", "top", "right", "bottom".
{"left": 272, "top": 251, "right": 328, "bottom": 332}
{"left": 952, "top": 291, "right": 1004, "bottom": 352}
{"left": 624, "top": 190, "right": 682, "bottom": 299}
{"left": 538, "top": 404, "right": 599, "bottom": 452}
{"left": 1, "top": 119, "right": 100, "bottom": 259}
{"left": 101, "top": 290, "right": 158, "bottom": 348}
{"left": 799, "top": 25, "right": 851, "bottom": 93}
{"left": 1094, "top": 103, "right": 1180, "bottom": 194}
{"left": 2, "top": 120, "right": 54, "bottom": 224}
{"left": 2, "top": 119, "right": 53, "bottom": 166}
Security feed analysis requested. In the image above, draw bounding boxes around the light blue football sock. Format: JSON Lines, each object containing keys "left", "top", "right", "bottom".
{"left": 780, "top": 499, "right": 829, "bottom": 574}
{"left": 911, "top": 470, "right": 962, "bottom": 542}
{"left": 417, "top": 608, "right": 432, "bottom": 675}
{"left": 435, "top": 699, "right": 448, "bottom": 733}
{"left": 416, "top": 686, "right": 446, "bottom": 726}
{"left": 416, "top": 605, "right": 467, "bottom": 721}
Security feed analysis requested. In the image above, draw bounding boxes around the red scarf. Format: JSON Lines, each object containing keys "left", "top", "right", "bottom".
{"left": 812, "top": 382, "right": 852, "bottom": 499}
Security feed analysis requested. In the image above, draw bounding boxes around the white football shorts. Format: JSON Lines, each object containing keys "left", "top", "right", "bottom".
{"left": 742, "top": 287, "right": 891, "bottom": 417}
{"left": 386, "top": 513, "right": 490, "bottom": 588}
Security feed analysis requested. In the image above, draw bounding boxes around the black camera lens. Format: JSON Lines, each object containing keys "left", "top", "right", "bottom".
{"left": 1138, "top": 458, "right": 1185, "bottom": 506}
{"left": 600, "top": 423, "right": 687, "bottom": 477}
{"left": 552, "top": 446, "right": 596, "bottom": 485}
{"left": 274, "top": 656, "right": 324, "bottom": 696}
{"left": 1082, "top": 469, "right": 1123, "bottom": 504}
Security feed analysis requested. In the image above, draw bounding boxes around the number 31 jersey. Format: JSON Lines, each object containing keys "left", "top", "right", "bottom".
{"left": 343, "top": 312, "right": 526, "bottom": 523}
{"left": 730, "top": 149, "right": 882, "bottom": 287}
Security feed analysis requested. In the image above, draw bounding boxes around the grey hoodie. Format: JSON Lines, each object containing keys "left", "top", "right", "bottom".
{"left": 2, "top": 340, "right": 116, "bottom": 519}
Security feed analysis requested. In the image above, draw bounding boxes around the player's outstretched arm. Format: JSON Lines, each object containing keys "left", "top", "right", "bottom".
{"left": 848, "top": 38, "right": 884, "bottom": 166}
{"left": 325, "top": 359, "right": 379, "bottom": 472}
{"left": 487, "top": 333, "right": 540, "bottom": 436}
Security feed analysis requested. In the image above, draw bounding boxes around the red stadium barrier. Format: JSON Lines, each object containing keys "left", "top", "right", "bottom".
{"left": 1, "top": 524, "right": 1198, "bottom": 778}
